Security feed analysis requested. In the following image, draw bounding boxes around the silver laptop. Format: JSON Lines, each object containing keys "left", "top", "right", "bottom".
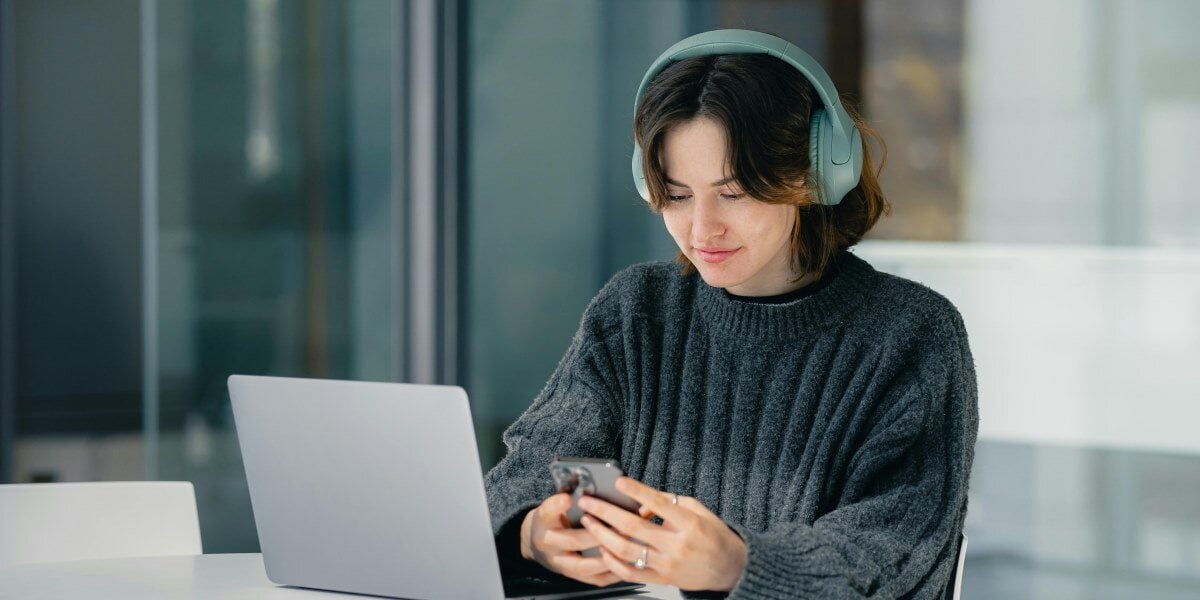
{"left": 228, "top": 374, "right": 644, "bottom": 600}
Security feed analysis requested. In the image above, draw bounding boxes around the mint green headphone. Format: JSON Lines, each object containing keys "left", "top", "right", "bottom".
{"left": 632, "top": 29, "right": 863, "bottom": 206}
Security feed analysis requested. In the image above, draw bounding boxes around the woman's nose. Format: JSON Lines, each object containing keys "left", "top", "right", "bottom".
{"left": 692, "top": 196, "right": 726, "bottom": 239}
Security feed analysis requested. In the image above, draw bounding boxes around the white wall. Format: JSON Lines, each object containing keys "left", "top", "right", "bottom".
{"left": 857, "top": 241, "right": 1200, "bottom": 456}
{"left": 964, "top": 0, "right": 1200, "bottom": 246}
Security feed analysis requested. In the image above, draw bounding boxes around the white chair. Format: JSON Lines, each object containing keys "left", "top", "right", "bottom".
{"left": 0, "top": 481, "right": 202, "bottom": 567}
{"left": 944, "top": 532, "right": 968, "bottom": 600}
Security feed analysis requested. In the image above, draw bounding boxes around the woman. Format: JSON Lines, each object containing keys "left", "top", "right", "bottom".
{"left": 484, "top": 30, "right": 978, "bottom": 598}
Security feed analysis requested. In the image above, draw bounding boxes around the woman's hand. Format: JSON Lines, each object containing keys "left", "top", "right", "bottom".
{"left": 577, "top": 477, "right": 748, "bottom": 592}
{"left": 520, "top": 492, "right": 622, "bottom": 587}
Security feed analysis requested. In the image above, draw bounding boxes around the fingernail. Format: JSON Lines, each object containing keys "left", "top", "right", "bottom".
{"left": 578, "top": 498, "right": 592, "bottom": 510}
{"left": 580, "top": 515, "right": 591, "bottom": 526}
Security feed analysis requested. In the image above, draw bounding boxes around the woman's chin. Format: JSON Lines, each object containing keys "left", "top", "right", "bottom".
{"left": 696, "top": 267, "right": 744, "bottom": 290}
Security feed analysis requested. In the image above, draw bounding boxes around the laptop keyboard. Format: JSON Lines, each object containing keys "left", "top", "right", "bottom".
{"left": 503, "top": 574, "right": 637, "bottom": 598}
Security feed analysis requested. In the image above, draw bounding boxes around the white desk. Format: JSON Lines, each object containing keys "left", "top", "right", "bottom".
{"left": 0, "top": 553, "right": 682, "bottom": 599}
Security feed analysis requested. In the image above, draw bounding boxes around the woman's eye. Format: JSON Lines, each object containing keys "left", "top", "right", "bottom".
{"left": 722, "top": 193, "right": 744, "bottom": 200}
{"left": 668, "top": 194, "right": 690, "bottom": 202}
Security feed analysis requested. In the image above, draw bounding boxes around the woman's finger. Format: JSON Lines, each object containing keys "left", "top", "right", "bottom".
{"left": 675, "top": 494, "right": 716, "bottom": 518}
{"left": 549, "top": 552, "right": 611, "bottom": 579}
{"left": 580, "top": 514, "right": 655, "bottom": 564}
{"left": 614, "top": 477, "right": 693, "bottom": 528}
{"left": 578, "top": 571, "right": 623, "bottom": 588}
{"left": 578, "top": 496, "right": 668, "bottom": 546}
{"left": 537, "top": 493, "right": 573, "bottom": 525}
{"left": 533, "top": 493, "right": 579, "bottom": 533}
{"left": 598, "top": 545, "right": 670, "bottom": 585}
{"left": 538, "top": 527, "right": 600, "bottom": 552}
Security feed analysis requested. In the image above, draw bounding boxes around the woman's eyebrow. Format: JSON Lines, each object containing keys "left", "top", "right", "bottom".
{"left": 665, "top": 175, "right": 736, "bottom": 187}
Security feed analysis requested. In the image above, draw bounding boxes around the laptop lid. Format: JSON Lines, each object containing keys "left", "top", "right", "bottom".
{"left": 228, "top": 375, "right": 508, "bottom": 600}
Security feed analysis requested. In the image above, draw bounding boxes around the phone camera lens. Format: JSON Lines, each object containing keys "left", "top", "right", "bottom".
{"left": 576, "top": 469, "right": 596, "bottom": 494}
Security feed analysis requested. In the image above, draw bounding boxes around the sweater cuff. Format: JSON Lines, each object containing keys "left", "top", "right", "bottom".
{"left": 496, "top": 507, "right": 533, "bottom": 560}
{"left": 725, "top": 522, "right": 880, "bottom": 599}
{"left": 726, "top": 522, "right": 772, "bottom": 599}
{"left": 724, "top": 522, "right": 821, "bottom": 600}
{"left": 494, "top": 506, "right": 556, "bottom": 579}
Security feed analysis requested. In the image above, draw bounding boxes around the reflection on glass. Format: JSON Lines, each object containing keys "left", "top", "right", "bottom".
{"left": 246, "top": 0, "right": 282, "bottom": 183}
{"left": 965, "top": 441, "right": 1200, "bottom": 599}
{"left": 153, "top": 0, "right": 399, "bottom": 552}
{"left": 964, "top": 0, "right": 1200, "bottom": 246}
{"left": 465, "top": 0, "right": 678, "bottom": 467}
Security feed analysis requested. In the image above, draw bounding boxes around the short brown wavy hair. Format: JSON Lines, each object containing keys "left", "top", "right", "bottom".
{"left": 633, "top": 54, "right": 890, "bottom": 278}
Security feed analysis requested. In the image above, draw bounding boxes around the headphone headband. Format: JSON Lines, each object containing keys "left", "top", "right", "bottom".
{"left": 632, "top": 29, "right": 864, "bottom": 206}
{"left": 634, "top": 30, "right": 855, "bottom": 163}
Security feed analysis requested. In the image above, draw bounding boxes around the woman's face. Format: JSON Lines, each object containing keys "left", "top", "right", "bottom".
{"left": 659, "top": 117, "right": 804, "bottom": 297}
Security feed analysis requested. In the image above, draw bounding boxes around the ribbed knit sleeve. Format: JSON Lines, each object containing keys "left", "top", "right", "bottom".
{"left": 724, "top": 311, "right": 978, "bottom": 599}
{"left": 483, "top": 294, "right": 625, "bottom": 562}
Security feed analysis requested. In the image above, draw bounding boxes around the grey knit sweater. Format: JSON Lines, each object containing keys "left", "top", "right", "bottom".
{"left": 484, "top": 250, "right": 979, "bottom": 599}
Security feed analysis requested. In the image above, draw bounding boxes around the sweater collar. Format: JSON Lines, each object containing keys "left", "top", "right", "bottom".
{"left": 694, "top": 250, "right": 878, "bottom": 342}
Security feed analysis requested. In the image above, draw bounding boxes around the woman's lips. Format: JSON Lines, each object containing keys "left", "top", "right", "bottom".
{"left": 695, "top": 247, "right": 739, "bottom": 263}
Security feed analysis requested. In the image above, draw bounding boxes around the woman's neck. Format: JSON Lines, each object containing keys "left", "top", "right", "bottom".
{"left": 725, "top": 268, "right": 821, "bottom": 298}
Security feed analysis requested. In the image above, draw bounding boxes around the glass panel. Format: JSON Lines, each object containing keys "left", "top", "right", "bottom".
{"left": 963, "top": 0, "right": 1200, "bottom": 245}
{"left": 464, "top": 0, "right": 686, "bottom": 466}
{"left": 153, "top": 0, "right": 400, "bottom": 552}
{"left": 963, "top": 441, "right": 1200, "bottom": 600}
{"left": 9, "top": 0, "right": 145, "bottom": 482}
{"left": 864, "top": 0, "right": 965, "bottom": 240}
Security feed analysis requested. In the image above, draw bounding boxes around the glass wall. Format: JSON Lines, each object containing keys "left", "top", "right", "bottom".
{"left": 964, "top": 0, "right": 1200, "bottom": 245}
{"left": 464, "top": 0, "right": 685, "bottom": 465}
{"left": 0, "top": 0, "right": 410, "bottom": 551}
{"left": 3, "top": 0, "right": 413, "bottom": 555}
{"left": 3, "top": 0, "right": 1198, "bottom": 594}
{"left": 7, "top": 0, "right": 146, "bottom": 483}
{"left": 151, "top": 0, "right": 402, "bottom": 551}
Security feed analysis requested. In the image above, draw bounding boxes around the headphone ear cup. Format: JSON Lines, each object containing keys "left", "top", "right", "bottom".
{"left": 632, "top": 144, "right": 650, "bottom": 200}
{"left": 808, "top": 108, "right": 828, "bottom": 205}
{"left": 808, "top": 108, "right": 862, "bottom": 206}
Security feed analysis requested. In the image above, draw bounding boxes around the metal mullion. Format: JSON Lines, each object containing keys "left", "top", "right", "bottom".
{"left": 439, "top": 0, "right": 461, "bottom": 386}
{"left": 397, "top": 0, "right": 460, "bottom": 386}
{"left": 407, "top": 0, "right": 438, "bottom": 385}
{"left": 139, "top": 0, "right": 160, "bottom": 482}
{"left": 0, "top": 0, "right": 17, "bottom": 483}
{"left": 391, "top": 1, "right": 409, "bottom": 383}
{"left": 1103, "top": 0, "right": 1142, "bottom": 245}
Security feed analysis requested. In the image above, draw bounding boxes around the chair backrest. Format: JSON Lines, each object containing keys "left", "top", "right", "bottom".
{"left": 0, "top": 481, "right": 202, "bottom": 567}
{"left": 944, "top": 532, "right": 968, "bottom": 600}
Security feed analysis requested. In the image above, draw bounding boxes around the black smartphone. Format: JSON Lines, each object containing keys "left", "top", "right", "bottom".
{"left": 549, "top": 457, "right": 641, "bottom": 557}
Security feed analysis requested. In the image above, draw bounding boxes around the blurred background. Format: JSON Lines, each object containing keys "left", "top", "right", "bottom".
{"left": 1, "top": 0, "right": 1198, "bottom": 598}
